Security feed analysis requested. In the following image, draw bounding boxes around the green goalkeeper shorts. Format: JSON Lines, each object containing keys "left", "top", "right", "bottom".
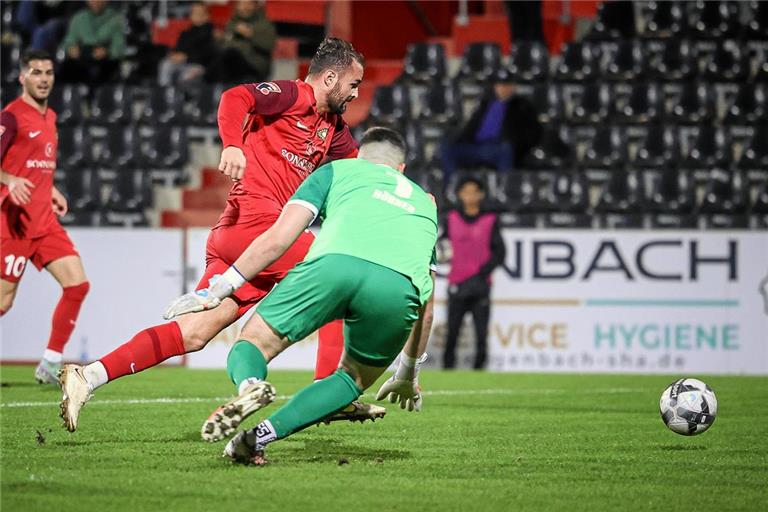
{"left": 256, "top": 254, "right": 421, "bottom": 367}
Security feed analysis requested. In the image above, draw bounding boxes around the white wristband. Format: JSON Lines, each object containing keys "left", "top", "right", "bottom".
{"left": 221, "top": 266, "right": 247, "bottom": 290}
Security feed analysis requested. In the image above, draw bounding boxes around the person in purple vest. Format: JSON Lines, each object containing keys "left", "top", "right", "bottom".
{"left": 442, "top": 177, "right": 506, "bottom": 370}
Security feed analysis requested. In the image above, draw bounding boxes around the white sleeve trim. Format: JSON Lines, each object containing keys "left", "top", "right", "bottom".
{"left": 286, "top": 199, "right": 319, "bottom": 224}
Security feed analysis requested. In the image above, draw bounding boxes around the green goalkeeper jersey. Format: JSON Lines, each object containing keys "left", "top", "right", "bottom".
{"left": 287, "top": 158, "right": 438, "bottom": 304}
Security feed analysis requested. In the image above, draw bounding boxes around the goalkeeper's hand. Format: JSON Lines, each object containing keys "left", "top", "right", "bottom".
{"left": 376, "top": 375, "right": 422, "bottom": 412}
{"left": 163, "top": 275, "right": 234, "bottom": 319}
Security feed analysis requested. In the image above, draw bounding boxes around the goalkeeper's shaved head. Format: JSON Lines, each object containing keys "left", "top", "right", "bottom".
{"left": 358, "top": 127, "right": 407, "bottom": 171}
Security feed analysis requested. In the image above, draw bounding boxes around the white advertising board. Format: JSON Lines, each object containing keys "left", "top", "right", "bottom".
{"left": 427, "top": 231, "right": 768, "bottom": 375}
{"left": 0, "top": 228, "right": 184, "bottom": 364}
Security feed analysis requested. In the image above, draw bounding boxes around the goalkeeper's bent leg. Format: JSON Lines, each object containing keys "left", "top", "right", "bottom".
{"left": 251, "top": 369, "right": 363, "bottom": 446}
{"left": 227, "top": 339, "right": 268, "bottom": 393}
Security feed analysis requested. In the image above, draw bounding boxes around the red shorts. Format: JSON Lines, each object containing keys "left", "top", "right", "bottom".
{"left": 197, "top": 215, "right": 315, "bottom": 318}
{"left": 1, "top": 227, "right": 79, "bottom": 283}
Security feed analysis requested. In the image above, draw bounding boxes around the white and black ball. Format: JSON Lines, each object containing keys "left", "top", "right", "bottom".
{"left": 659, "top": 378, "right": 717, "bottom": 436}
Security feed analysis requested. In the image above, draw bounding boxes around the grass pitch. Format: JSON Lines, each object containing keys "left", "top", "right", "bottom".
{"left": 1, "top": 365, "right": 766, "bottom": 511}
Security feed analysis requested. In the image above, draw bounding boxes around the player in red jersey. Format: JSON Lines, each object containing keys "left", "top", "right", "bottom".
{"left": 59, "top": 38, "right": 383, "bottom": 434}
{"left": 0, "top": 50, "right": 90, "bottom": 384}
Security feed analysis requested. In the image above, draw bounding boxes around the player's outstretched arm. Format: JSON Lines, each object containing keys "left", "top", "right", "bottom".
{"left": 376, "top": 272, "right": 436, "bottom": 411}
{"left": 163, "top": 204, "right": 314, "bottom": 319}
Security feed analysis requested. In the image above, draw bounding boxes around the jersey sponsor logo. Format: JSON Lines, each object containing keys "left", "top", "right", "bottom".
{"left": 316, "top": 127, "right": 328, "bottom": 141}
{"left": 45, "top": 143, "right": 53, "bottom": 157}
{"left": 281, "top": 148, "right": 316, "bottom": 177}
{"left": 296, "top": 120, "right": 310, "bottom": 131}
{"left": 29, "top": 130, "right": 42, "bottom": 138}
{"left": 372, "top": 189, "right": 416, "bottom": 214}
{"left": 256, "top": 82, "right": 282, "bottom": 95}
{"left": 25, "top": 159, "right": 56, "bottom": 169}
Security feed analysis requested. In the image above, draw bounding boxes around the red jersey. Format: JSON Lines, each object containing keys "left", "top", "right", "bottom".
{"left": 0, "top": 98, "right": 58, "bottom": 239}
{"left": 215, "top": 80, "right": 357, "bottom": 228}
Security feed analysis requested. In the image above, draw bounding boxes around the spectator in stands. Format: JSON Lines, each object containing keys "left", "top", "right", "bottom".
{"left": 58, "top": 0, "right": 125, "bottom": 85}
{"left": 206, "top": 0, "right": 276, "bottom": 84}
{"left": 158, "top": 2, "right": 216, "bottom": 87}
{"left": 14, "top": 1, "right": 83, "bottom": 54}
{"left": 439, "top": 69, "right": 541, "bottom": 183}
{"left": 441, "top": 177, "right": 506, "bottom": 370}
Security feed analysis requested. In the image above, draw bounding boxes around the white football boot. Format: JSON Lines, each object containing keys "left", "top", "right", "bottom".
{"left": 35, "top": 359, "right": 61, "bottom": 384}
{"left": 201, "top": 381, "right": 276, "bottom": 442}
{"left": 58, "top": 364, "right": 93, "bottom": 432}
{"left": 223, "top": 431, "right": 267, "bottom": 466}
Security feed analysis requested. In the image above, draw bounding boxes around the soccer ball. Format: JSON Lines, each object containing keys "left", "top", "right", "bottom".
{"left": 659, "top": 378, "right": 718, "bottom": 436}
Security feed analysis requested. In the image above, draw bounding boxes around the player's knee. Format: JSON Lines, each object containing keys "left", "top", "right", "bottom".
{"left": 0, "top": 297, "right": 13, "bottom": 315}
{"left": 63, "top": 281, "right": 90, "bottom": 301}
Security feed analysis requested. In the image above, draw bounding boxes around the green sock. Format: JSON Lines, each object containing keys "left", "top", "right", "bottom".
{"left": 227, "top": 340, "right": 268, "bottom": 390}
{"left": 267, "top": 369, "right": 362, "bottom": 438}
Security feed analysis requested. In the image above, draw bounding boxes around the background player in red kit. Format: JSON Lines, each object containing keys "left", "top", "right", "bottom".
{"left": 0, "top": 50, "right": 90, "bottom": 384}
{"left": 60, "top": 38, "right": 380, "bottom": 435}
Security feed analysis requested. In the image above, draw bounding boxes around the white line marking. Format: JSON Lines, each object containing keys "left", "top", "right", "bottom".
{"left": 0, "top": 388, "right": 640, "bottom": 409}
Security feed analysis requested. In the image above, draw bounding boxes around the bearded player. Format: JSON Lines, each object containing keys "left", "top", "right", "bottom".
{"left": 1, "top": 49, "right": 90, "bottom": 384}
{"left": 59, "top": 38, "right": 385, "bottom": 434}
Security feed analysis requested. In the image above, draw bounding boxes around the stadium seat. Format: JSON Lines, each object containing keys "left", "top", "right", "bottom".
{"left": 457, "top": 43, "right": 502, "bottom": 83}
{"left": 737, "top": 125, "right": 768, "bottom": 170}
{"left": 700, "top": 40, "right": 748, "bottom": 81}
{"left": 60, "top": 168, "right": 103, "bottom": 212}
{"left": 699, "top": 170, "right": 749, "bottom": 228}
{"left": 580, "top": 126, "right": 627, "bottom": 169}
{"left": 416, "top": 84, "right": 462, "bottom": 125}
{"left": 594, "top": 170, "right": 644, "bottom": 227}
{"left": 523, "top": 125, "right": 573, "bottom": 169}
{"left": 183, "top": 83, "right": 224, "bottom": 126}
{"left": 753, "top": 47, "right": 768, "bottom": 82}
{"left": 401, "top": 42, "right": 447, "bottom": 83}
{"left": 531, "top": 83, "right": 565, "bottom": 123}
{"left": 499, "top": 171, "right": 536, "bottom": 215}
{"left": 569, "top": 83, "right": 611, "bottom": 124}
{"left": 539, "top": 171, "right": 589, "bottom": 213}
{"left": 91, "top": 85, "right": 135, "bottom": 125}
{"left": 751, "top": 180, "right": 768, "bottom": 213}
{"left": 105, "top": 170, "right": 152, "bottom": 212}
{"left": 507, "top": 41, "right": 549, "bottom": 83}
{"left": 602, "top": 41, "right": 645, "bottom": 81}
{"left": 58, "top": 126, "right": 92, "bottom": 169}
{"left": 648, "top": 39, "right": 697, "bottom": 80}
{"left": 724, "top": 84, "right": 768, "bottom": 124}
{"left": 47, "top": 85, "right": 88, "bottom": 125}
{"left": 641, "top": 1, "right": 686, "bottom": 38}
{"left": 1, "top": 42, "right": 20, "bottom": 84}
{"left": 139, "top": 86, "right": 184, "bottom": 124}
{"left": 645, "top": 169, "right": 694, "bottom": 214}
{"left": 745, "top": 0, "right": 768, "bottom": 40}
{"left": 631, "top": 125, "right": 679, "bottom": 169}
{"left": 93, "top": 126, "right": 139, "bottom": 168}
{"left": 585, "top": 1, "right": 636, "bottom": 40}
{"left": 403, "top": 123, "right": 426, "bottom": 169}
{"left": 613, "top": 83, "right": 662, "bottom": 124}
{"left": 368, "top": 84, "right": 411, "bottom": 125}
{"left": 139, "top": 125, "right": 189, "bottom": 168}
{"left": 554, "top": 42, "right": 600, "bottom": 81}
{"left": 680, "top": 126, "right": 731, "bottom": 169}
{"left": 666, "top": 83, "right": 715, "bottom": 124}
{"left": 688, "top": 1, "right": 742, "bottom": 39}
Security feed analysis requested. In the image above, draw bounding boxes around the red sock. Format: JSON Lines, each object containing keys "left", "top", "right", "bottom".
{"left": 315, "top": 319, "right": 344, "bottom": 380}
{"left": 46, "top": 282, "right": 90, "bottom": 353}
{"left": 100, "top": 322, "right": 185, "bottom": 381}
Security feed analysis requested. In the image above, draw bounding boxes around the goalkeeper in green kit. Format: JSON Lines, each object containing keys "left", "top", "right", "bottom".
{"left": 164, "top": 127, "right": 437, "bottom": 465}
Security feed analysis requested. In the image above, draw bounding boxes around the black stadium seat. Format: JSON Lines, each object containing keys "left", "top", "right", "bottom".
{"left": 457, "top": 42, "right": 502, "bottom": 83}
{"left": 531, "top": 83, "right": 564, "bottom": 123}
{"left": 688, "top": 1, "right": 742, "bottom": 39}
{"left": 105, "top": 170, "right": 152, "bottom": 212}
{"left": 569, "top": 83, "right": 611, "bottom": 124}
{"left": 139, "top": 125, "right": 189, "bottom": 168}
{"left": 595, "top": 170, "right": 644, "bottom": 227}
{"left": 737, "top": 125, "right": 768, "bottom": 170}
{"left": 641, "top": 1, "right": 686, "bottom": 38}
{"left": 140, "top": 86, "right": 184, "bottom": 124}
{"left": 507, "top": 41, "right": 549, "bottom": 83}
{"left": 701, "top": 41, "right": 748, "bottom": 81}
{"left": 681, "top": 126, "right": 731, "bottom": 169}
{"left": 94, "top": 126, "right": 139, "bottom": 168}
{"left": 523, "top": 125, "right": 572, "bottom": 169}
{"left": 61, "top": 168, "right": 102, "bottom": 212}
{"left": 632, "top": 125, "right": 679, "bottom": 169}
{"left": 666, "top": 83, "right": 715, "bottom": 124}
{"left": 417, "top": 84, "right": 461, "bottom": 125}
{"left": 580, "top": 126, "right": 627, "bottom": 169}
{"left": 402, "top": 42, "right": 447, "bottom": 83}
{"left": 613, "top": 83, "right": 662, "bottom": 124}
{"left": 368, "top": 84, "right": 411, "bottom": 125}
{"left": 47, "top": 85, "right": 88, "bottom": 125}
{"left": 91, "top": 85, "right": 135, "bottom": 125}
{"left": 648, "top": 39, "right": 696, "bottom": 80}
{"left": 603, "top": 41, "right": 645, "bottom": 81}
{"left": 724, "top": 84, "right": 768, "bottom": 124}
{"left": 555, "top": 41, "right": 600, "bottom": 81}
{"left": 58, "top": 126, "right": 92, "bottom": 169}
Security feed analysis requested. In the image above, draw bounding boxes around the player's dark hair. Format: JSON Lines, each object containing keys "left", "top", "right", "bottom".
{"left": 20, "top": 49, "right": 53, "bottom": 70}
{"left": 456, "top": 176, "right": 485, "bottom": 193}
{"left": 307, "top": 37, "right": 365, "bottom": 76}
{"left": 360, "top": 126, "right": 407, "bottom": 157}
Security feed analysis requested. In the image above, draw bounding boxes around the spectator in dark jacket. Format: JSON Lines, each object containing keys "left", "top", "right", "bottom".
{"left": 206, "top": 0, "right": 276, "bottom": 84}
{"left": 441, "top": 177, "right": 506, "bottom": 370}
{"left": 158, "top": 2, "right": 216, "bottom": 86}
{"left": 439, "top": 69, "right": 541, "bottom": 183}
